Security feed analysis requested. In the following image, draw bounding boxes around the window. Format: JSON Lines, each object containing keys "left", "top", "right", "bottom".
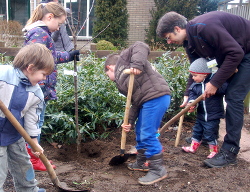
{"left": 0, "top": 0, "right": 7, "bottom": 20}
{"left": 0, "top": 0, "right": 29, "bottom": 26}
{"left": 65, "top": 0, "right": 94, "bottom": 39}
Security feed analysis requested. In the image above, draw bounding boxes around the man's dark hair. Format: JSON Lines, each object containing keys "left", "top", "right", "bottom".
{"left": 156, "top": 11, "right": 187, "bottom": 38}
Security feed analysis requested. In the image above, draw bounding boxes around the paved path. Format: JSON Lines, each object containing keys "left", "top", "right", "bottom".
{"left": 219, "top": 119, "right": 250, "bottom": 162}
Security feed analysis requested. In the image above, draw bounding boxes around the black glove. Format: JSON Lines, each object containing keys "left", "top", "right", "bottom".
{"left": 69, "top": 50, "right": 80, "bottom": 61}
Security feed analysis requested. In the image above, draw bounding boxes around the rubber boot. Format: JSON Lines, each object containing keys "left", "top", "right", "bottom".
{"left": 182, "top": 140, "right": 200, "bottom": 153}
{"left": 207, "top": 144, "right": 218, "bottom": 159}
{"left": 26, "top": 146, "right": 56, "bottom": 171}
{"left": 127, "top": 149, "right": 149, "bottom": 171}
{"left": 185, "top": 137, "right": 208, "bottom": 146}
{"left": 138, "top": 153, "right": 167, "bottom": 185}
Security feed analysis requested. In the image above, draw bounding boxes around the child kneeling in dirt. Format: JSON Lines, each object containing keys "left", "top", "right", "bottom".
{"left": 0, "top": 43, "right": 54, "bottom": 192}
{"left": 105, "top": 41, "right": 171, "bottom": 185}
{"left": 182, "top": 58, "right": 227, "bottom": 158}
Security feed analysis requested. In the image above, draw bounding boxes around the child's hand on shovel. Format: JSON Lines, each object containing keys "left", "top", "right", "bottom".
{"left": 130, "top": 67, "right": 142, "bottom": 75}
{"left": 31, "top": 138, "right": 44, "bottom": 157}
{"left": 186, "top": 102, "right": 197, "bottom": 113}
{"left": 121, "top": 123, "right": 132, "bottom": 132}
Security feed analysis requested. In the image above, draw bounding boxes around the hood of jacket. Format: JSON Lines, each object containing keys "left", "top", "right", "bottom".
{"left": 22, "top": 20, "right": 47, "bottom": 32}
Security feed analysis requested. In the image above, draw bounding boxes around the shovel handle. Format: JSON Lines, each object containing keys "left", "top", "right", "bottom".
{"left": 0, "top": 100, "right": 61, "bottom": 187}
{"left": 121, "top": 73, "right": 135, "bottom": 153}
{"left": 175, "top": 114, "right": 184, "bottom": 147}
{"left": 159, "top": 94, "right": 203, "bottom": 137}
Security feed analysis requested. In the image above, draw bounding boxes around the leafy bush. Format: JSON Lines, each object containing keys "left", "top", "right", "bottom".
{"left": 43, "top": 52, "right": 191, "bottom": 143}
{"left": 93, "top": 0, "right": 128, "bottom": 48}
{"left": 152, "top": 51, "right": 190, "bottom": 120}
{"left": 96, "top": 40, "right": 117, "bottom": 50}
{"left": 145, "top": 0, "right": 220, "bottom": 51}
{"left": 42, "top": 54, "right": 125, "bottom": 143}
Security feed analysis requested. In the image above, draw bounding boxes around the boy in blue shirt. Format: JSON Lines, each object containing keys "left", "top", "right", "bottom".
{"left": 0, "top": 43, "right": 54, "bottom": 192}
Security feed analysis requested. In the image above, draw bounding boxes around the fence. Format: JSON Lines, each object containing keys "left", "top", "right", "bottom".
{"left": 224, "top": 4, "right": 250, "bottom": 20}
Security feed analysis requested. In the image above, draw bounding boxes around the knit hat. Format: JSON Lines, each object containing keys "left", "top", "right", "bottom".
{"left": 189, "top": 58, "right": 212, "bottom": 74}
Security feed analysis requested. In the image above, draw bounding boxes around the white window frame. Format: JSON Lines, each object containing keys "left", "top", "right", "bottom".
{"left": 64, "top": 0, "right": 93, "bottom": 40}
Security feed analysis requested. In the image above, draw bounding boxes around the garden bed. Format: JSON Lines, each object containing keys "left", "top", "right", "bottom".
{"left": 4, "top": 115, "right": 250, "bottom": 192}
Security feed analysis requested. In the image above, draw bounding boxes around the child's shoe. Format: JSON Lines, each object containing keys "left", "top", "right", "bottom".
{"left": 138, "top": 153, "right": 167, "bottom": 185}
{"left": 38, "top": 188, "right": 46, "bottom": 192}
{"left": 26, "top": 145, "right": 56, "bottom": 171}
{"left": 127, "top": 149, "right": 149, "bottom": 171}
{"left": 207, "top": 144, "right": 218, "bottom": 159}
{"left": 182, "top": 140, "right": 200, "bottom": 153}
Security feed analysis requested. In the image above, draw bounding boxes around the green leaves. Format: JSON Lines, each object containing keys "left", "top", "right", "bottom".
{"left": 93, "top": 0, "right": 128, "bottom": 47}
{"left": 43, "top": 52, "right": 193, "bottom": 143}
{"left": 43, "top": 54, "right": 125, "bottom": 143}
{"left": 152, "top": 52, "right": 190, "bottom": 118}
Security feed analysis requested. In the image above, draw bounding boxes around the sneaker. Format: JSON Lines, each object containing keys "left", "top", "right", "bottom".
{"left": 38, "top": 188, "right": 46, "bottom": 192}
{"left": 204, "top": 148, "right": 237, "bottom": 168}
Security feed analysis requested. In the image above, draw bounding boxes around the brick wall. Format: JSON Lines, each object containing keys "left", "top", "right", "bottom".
{"left": 127, "top": 0, "right": 155, "bottom": 46}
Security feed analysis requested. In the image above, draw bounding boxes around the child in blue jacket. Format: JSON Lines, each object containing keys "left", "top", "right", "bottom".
{"left": 182, "top": 58, "right": 227, "bottom": 159}
{"left": 0, "top": 43, "right": 54, "bottom": 192}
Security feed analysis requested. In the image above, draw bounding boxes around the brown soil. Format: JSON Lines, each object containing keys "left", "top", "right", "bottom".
{"left": 4, "top": 115, "right": 250, "bottom": 192}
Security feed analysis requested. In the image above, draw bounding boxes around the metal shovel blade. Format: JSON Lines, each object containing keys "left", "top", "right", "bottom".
{"left": 109, "top": 154, "right": 130, "bottom": 166}
{"left": 0, "top": 100, "right": 90, "bottom": 192}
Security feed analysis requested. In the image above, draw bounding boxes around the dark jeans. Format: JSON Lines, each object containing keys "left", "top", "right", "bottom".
{"left": 223, "top": 52, "right": 250, "bottom": 154}
{"left": 192, "top": 118, "right": 220, "bottom": 145}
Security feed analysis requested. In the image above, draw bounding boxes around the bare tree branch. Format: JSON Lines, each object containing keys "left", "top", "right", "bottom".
{"left": 77, "top": 0, "right": 95, "bottom": 37}
{"left": 79, "top": 23, "right": 110, "bottom": 50}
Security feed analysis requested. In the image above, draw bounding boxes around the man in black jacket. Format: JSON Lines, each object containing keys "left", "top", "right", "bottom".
{"left": 156, "top": 11, "right": 250, "bottom": 168}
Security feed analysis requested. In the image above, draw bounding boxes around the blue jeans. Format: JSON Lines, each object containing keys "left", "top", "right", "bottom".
{"left": 192, "top": 119, "right": 220, "bottom": 145}
{"left": 135, "top": 95, "right": 171, "bottom": 158}
{"left": 222, "top": 52, "right": 250, "bottom": 154}
{"left": 0, "top": 138, "right": 38, "bottom": 192}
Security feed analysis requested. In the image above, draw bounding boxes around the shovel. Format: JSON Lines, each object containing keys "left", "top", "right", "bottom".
{"left": 0, "top": 100, "right": 89, "bottom": 192}
{"left": 158, "top": 94, "right": 204, "bottom": 138}
{"left": 175, "top": 114, "right": 184, "bottom": 147}
{"left": 109, "top": 70, "right": 135, "bottom": 166}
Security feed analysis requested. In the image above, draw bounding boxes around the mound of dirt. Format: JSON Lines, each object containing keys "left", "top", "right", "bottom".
{"left": 4, "top": 115, "right": 250, "bottom": 192}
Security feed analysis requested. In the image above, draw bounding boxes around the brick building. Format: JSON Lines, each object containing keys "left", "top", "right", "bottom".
{"left": 127, "top": 0, "right": 155, "bottom": 45}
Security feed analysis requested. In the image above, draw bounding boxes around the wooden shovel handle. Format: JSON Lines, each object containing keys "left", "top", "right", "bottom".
{"left": 159, "top": 94, "right": 203, "bottom": 137}
{"left": 175, "top": 114, "right": 184, "bottom": 147}
{"left": 0, "top": 100, "right": 61, "bottom": 187}
{"left": 121, "top": 73, "right": 135, "bottom": 153}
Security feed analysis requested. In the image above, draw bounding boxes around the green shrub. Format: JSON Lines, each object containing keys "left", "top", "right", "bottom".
{"left": 152, "top": 51, "right": 192, "bottom": 120}
{"left": 96, "top": 40, "right": 117, "bottom": 50}
{"left": 43, "top": 52, "right": 192, "bottom": 143}
{"left": 42, "top": 54, "right": 125, "bottom": 143}
{"left": 93, "top": 0, "right": 128, "bottom": 48}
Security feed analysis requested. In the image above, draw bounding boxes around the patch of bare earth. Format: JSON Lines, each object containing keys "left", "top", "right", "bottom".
{"left": 4, "top": 115, "right": 250, "bottom": 192}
